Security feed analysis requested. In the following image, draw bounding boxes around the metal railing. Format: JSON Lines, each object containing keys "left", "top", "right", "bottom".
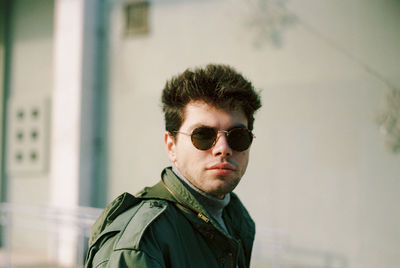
{"left": 251, "top": 228, "right": 348, "bottom": 268}
{"left": 0, "top": 203, "right": 103, "bottom": 268}
{"left": 0, "top": 203, "right": 347, "bottom": 268}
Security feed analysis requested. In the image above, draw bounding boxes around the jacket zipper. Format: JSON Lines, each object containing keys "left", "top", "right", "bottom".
{"left": 161, "top": 178, "right": 210, "bottom": 223}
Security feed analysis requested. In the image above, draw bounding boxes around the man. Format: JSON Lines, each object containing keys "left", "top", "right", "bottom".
{"left": 85, "top": 64, "right": 262, "bottom": 268}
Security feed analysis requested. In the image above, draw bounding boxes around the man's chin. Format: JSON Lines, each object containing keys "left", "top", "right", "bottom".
{"left": 208, "top": 179, "right": 240, "bottom": 196}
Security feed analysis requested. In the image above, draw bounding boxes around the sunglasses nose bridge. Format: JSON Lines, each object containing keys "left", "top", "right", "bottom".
{"left": 217, "top": 130, "right": 229, "bottom": 135}
{"left": 213, "top": 130, "right": 231, "bottom": 148}
{"left": 215, "top": 130, "right": 229, "bottom": 141}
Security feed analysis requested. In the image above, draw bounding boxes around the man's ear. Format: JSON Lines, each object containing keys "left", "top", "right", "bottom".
{"left": 164, "top": 131, "right": 177, "bottom": 162}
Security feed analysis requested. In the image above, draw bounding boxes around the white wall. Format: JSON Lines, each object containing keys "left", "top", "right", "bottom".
{"left": 7, "top": 0, "right": 54, "bottom": 205}
{"left": 107, "top": 0, "right": 400, "bottom": 267}
{"left": 4, "top": 0, "right": 54, "bottom": 259}
{"left": 5, "top": 1, "right": 101, "bottom": 266}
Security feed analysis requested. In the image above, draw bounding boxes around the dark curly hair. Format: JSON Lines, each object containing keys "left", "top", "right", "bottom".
{"left": 161, "top": 64, "right": 262, "bottom": 136}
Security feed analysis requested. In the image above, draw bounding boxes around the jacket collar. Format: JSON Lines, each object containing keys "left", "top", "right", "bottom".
{"left": 130, "top": 167, "right": 254, "bottom": 241}
{"left": 140, "top": 167, "right": 231, "bottom": 235}
{"left": 159, "top": 167, "right": 255, "bottom": 257}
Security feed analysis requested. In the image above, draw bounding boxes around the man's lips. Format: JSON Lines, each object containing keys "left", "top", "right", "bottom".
{"left": 207, "top": 163, "right": 236, "bottom": 171}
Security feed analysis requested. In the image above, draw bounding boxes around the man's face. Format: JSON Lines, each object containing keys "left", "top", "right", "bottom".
{"left": 165, "top": 101, "right": 251, "bottom": 199}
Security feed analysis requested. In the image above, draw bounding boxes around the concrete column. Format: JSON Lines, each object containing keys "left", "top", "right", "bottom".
{"left": 51, "top": 0, "right": 106, "bottom": 265}
{"left": 51, "top": 0, "right": 84, "bottom": 264}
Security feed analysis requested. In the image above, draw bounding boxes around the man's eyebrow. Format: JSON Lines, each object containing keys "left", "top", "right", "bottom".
{"left": 228, "top": 123, "right": 248, "bottom": 130}
{"left": 188, "top": 123, "right": 210, "bottom": 131}
{"left": 188, "top": 123, "right": 248, "bottom": 132}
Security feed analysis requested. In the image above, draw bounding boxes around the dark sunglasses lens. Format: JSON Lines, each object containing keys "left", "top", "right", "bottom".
{"left": 191, "top": 127, "right": 217, "bottom": 150}
{"left": 228, "top": 128, "right": 253, "bottom": 151}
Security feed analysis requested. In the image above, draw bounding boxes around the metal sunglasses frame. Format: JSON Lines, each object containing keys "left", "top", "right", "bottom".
{"left": 174, "top": 127, "right": 255, "bottom": 151}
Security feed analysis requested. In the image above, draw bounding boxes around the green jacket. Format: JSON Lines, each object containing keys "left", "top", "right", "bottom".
{"left": 85, "top": 167, "right": 255, "bottom": 268}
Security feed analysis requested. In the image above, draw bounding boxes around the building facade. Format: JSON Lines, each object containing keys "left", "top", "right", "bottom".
{"left": 1, "top": 0, "right": 400, "bottom": 267}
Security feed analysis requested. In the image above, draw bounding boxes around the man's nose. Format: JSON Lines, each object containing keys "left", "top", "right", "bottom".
{"left": 212, "top": 132, "right": 232, "bottom": 157}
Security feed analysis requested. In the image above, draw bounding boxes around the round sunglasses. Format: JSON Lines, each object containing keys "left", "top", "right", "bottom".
{"left": 174, "top": 126, "right": 254, "bottom": 152}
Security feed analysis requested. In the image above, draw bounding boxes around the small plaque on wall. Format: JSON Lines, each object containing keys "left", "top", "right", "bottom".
{"left": 7, "top": 97, "right": 50, "bottom": 176}
{"left": 124, "top": 1, "right": 150, "bottom": 36}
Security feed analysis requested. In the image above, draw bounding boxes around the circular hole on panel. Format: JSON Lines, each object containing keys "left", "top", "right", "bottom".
{"left": 30, "top": 151, "right": 38, "bottom": 162}
{"left": 31, "top": 108, "right": 39, "bottom": 119}
{"left": 17, "top": 110, "right": 24, "bottom": 120}
{"left": 31, "top": 129, "right": 39, "bottom": 141}
{"left": 15, "top": 152, "right": 23, "bottom": 162}
{"left": 16, "top": 131, "right": 24, "bottom": 142}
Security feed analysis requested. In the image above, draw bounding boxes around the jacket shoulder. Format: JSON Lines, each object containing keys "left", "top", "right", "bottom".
{"left": 86, "top": 195, "right": 169, "bottom": 268}
{"left": 91, "top": 198, "right": 169, "bottom": 249}
{"left": 89, "top": 192, "right": 140, "bottom": 245}
{"left": 114, "top": 199, "right": 168, "bottom": 250}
